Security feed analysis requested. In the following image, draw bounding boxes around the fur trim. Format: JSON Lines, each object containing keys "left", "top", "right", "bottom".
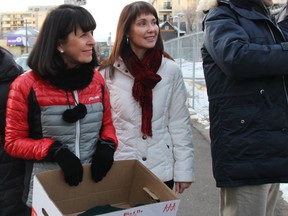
{"left": 197, "top": 0, "right": 217, "bottom": 12}
{"left": 273, "top": 0, "right": 286, "bottom": 4}
{"left": 196, "top": 0, "right": 286, "bottom": 13}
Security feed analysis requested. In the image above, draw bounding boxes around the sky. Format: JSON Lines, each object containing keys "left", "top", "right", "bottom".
{"left": 0, "top": 0, "right": 147, "bottom": 42}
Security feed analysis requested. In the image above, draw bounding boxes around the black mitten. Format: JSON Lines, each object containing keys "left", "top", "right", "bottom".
{"left": 91, "top": 139, "right": 115, "bottom": 182}
{"left": 46, "top": 141, "right": 83, "bottom": 186}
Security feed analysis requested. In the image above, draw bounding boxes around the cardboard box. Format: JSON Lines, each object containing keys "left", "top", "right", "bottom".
{"left": 32, "top": 160, "right": 180, "bottom": 216}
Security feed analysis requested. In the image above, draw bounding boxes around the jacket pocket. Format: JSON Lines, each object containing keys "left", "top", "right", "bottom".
{"left": 220, "top": 104, "right": 265, "bottom": 160}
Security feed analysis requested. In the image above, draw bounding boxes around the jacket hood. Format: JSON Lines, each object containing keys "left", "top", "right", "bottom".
{"left": 197, "top": 0, "right": 286, "bottom": 13}
{"left": 0, "top": 48, "right": 23, "bottom": 82}
{"left": 197, "top": 0, "right": 217, "bottom": 12}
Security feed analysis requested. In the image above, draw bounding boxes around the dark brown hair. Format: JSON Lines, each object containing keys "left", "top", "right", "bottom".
{"left": 28, "top": 4, "right": 98, "bottom": 77}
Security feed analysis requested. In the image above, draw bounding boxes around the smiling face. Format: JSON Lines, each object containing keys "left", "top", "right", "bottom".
{"left": 57, "top": 27, "right": 95, "bottom": 69}
{"left": 127, "top": 13, "right": 159, "bottom": 60}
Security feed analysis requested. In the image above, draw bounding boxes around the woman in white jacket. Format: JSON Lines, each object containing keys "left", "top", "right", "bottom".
{"left": 98, "top": 1, "right": 195, "bottom": 193}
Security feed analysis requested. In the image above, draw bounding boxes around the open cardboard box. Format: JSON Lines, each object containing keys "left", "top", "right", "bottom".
{"left": 32, "top": 160, "right": 180, "bottom": 216}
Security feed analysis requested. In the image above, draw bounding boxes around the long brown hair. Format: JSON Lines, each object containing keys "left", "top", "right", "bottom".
{"left": 98, "top": 1, "right": 173, "bottom": 74}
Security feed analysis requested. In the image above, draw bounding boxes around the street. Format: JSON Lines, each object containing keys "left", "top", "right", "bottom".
{"left": 176, "top": 120, "right": 288, "bottom": 216}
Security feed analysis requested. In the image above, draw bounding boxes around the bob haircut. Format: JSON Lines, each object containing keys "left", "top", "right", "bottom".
{"left": 99, "top": 1, "right": 173, "bottom": 73}
{"left": 28, "top": 4, "right": 98, "bottom": 77}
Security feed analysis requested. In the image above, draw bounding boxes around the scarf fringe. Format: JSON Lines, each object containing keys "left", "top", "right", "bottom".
{"left": 142, "top": 114, "right": 153, "bottom": 136}
{"left": 123, "top": 47, "right": 162, "bottom": 137}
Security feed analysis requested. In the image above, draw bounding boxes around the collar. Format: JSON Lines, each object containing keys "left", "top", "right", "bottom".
{"left": 278, "top": 5, "right": 288, "bottom": 22}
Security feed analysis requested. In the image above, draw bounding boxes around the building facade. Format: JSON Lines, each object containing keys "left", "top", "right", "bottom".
{"left": 0, "top": 5, "right": 56, "bottom": 38}
{"left": 0, "top": 6, "right": 57, "bottom": 56}
{"left": 150, "top": 0, "right": 200, "bottom": 38}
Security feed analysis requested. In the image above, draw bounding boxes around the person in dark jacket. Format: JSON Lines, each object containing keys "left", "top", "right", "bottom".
{"left": 199, "top": 0, "right": 288, "bottom": 215}
{"left": 4, "top": 4, "right": 118, "bottom": 215}
{"left": 0, "top": 47, "right": 27, "bottom": 215}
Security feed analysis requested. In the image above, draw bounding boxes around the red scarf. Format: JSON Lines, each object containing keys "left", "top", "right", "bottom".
{"left": 123, "top": 47, "right": 162, "bottom": 136}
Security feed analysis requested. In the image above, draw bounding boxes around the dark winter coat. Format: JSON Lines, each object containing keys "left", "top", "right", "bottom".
{"left": 0, "top": 48, "right": 27, "bottom": 215}
{"left": 201, "top": 0, "right": 288, "bottom": 187}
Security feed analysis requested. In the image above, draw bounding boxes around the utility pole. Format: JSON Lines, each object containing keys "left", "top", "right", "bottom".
{"left": 108, "top": 32, "right": 112, "bottom": 54}
{"left": 0, "top": 14, "right": 2, "bottom": 39}
{"left": 25, "top": 19, "right": 28, "bottom": 53}
{"left": 174, "top": 13, "right": 184, "bottom": 69}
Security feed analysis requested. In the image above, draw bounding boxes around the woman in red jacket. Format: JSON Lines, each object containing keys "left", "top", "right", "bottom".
{"left": 4, "top": 4, "right": 117, "bottom": 214}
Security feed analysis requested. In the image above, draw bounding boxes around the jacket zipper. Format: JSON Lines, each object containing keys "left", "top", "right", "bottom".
{"left": 73, "top": 90, "right": 81, "bottom": 159}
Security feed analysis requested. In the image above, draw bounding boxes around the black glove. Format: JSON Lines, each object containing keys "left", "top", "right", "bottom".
{"left": 46, "top": 141, "right": 83, "bottom": 186}
{"left": 91, "top": 139, "right": 115, "bottom": 182}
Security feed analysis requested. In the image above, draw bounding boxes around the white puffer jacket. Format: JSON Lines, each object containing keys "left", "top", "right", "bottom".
{"left": 100, "top": 56, "right": 195, "bottom": 182}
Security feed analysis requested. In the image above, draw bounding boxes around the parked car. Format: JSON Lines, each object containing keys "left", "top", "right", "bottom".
{"left": 15, "top": 54, "right": 30, "bottom": 71}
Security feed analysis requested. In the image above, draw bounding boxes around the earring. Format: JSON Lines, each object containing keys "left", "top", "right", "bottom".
{"left": 59, "top": 50, "right": 64, "bottom": 53}
{"left": 126, "top": 37, "right": 129, "bottom": 44}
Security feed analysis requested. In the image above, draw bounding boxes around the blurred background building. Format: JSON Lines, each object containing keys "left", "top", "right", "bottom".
{"left": 0, "top": 6, "right": 56, "bottom": 56}
{"left": 0, "top": 0, "right": 285, "bottom": 58}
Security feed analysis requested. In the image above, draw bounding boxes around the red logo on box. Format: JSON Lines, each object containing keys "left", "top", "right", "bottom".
{"left": 163, "top": 203, "right": 177, "bottom": 212}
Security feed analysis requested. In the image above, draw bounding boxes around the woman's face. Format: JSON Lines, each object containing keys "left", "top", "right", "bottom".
{"left": 58, "top": 27, "right": 95, "bottom": 69}
{"left": 127, "top": 13, "right": 159, "bottom": 60}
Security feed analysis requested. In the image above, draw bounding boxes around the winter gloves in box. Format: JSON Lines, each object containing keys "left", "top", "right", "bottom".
{"left": 45, "top": 139, "right": 115, "bottom": 186}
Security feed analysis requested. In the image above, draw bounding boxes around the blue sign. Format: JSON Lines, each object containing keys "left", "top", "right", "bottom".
{"left": 7, "top": 36, "right": 25, "bottom": 46}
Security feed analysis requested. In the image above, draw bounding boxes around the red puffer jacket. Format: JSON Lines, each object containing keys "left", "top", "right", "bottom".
{"left": 5, "top": 69, "right": 118, "bottom": 207}
{"left": 5, "top": 69, "right": 117, "bottom": 160}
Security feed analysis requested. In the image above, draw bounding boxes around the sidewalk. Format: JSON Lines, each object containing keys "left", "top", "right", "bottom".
{"left": 177, "top": 120, "right": 218, "bottom": 216}
{"left": 176, "top": 119, "right": 288, "bottom": 216}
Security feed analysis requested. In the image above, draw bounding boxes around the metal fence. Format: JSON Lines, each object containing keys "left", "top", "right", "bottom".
{"left": 164, "top": 32, "right": 209, "bottom": 123}
{"left": 164, "top": 31, "right": 203, "bottom": 64}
